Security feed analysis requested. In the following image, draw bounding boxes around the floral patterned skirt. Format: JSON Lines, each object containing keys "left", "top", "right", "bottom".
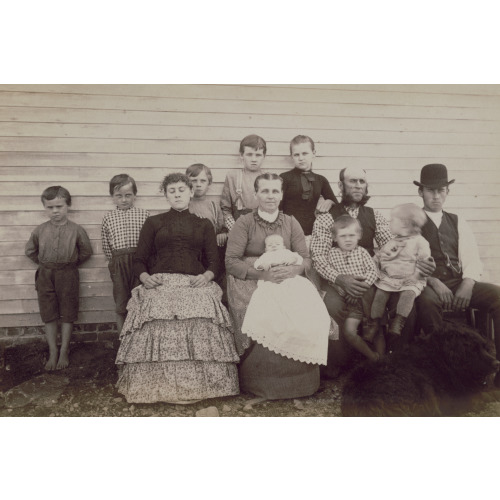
{"left": 115, "top": 274, "right": 240, "bottom": 404}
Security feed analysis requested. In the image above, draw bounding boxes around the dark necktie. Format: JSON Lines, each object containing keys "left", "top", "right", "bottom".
{"left": 300, "top": 172, "right": 316, "bottom": 201}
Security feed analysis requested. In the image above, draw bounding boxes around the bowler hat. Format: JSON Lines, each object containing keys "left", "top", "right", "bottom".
{"left": 413, "top": 164, "right": 455, "bottom": 189}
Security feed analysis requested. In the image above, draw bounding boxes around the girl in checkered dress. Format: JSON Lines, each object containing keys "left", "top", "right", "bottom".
{"left": 101, "top": 174, "right": 149, "bottom": 332}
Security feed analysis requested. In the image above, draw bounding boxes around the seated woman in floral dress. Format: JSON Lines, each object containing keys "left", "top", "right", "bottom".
{"left": 115, "top": 173, "right": 239, "bottom": 404}
{"left": 225, "top": 172, "right": 330, "bottom": 401}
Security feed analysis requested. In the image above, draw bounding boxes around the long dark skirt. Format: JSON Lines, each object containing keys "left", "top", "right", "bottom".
{"left": 227, "top": 266, "right": 320, "bottom": 400}
{"left": 239, "top": 340, "right": 319, "bottom": 399}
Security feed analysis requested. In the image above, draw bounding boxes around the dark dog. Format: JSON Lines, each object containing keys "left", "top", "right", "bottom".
{"left": 341, "top": 322, "right": 500, "bottom": 417}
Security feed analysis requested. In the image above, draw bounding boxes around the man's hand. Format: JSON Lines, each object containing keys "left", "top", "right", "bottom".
{"left": 216, "top": 233, "right": 228, "bottom": 247}
{"left": 428, "top": 277, "right": 454, "bottom": 311}
{"left": 335, "top": 274, "right": 370, "bottom": 298}
{"left": 452, "top": 278, "right": 474, "bottom": 311}
{"left": 416, "top": 256, "right": 436, "bottom": 277}
{"left": 345, "top": 294, "right": 359, "bottom": 305}
{"left": 316, "top": 198, "right": 335, "bottom": 213}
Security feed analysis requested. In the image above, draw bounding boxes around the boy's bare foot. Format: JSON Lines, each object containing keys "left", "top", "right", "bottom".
{"left": 56, "top": 351, "right": 69, "bottom": 370}
{"left": 45, "top": 354, "right": 58, "bottom": 371}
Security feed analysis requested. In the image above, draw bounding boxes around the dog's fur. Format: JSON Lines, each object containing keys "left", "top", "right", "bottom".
{"left": 341, "top": 322, "right": 500, "bottom": 417}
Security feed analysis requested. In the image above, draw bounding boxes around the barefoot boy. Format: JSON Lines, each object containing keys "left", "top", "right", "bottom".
{"left": 25, "top": 186, "right": 92, "bottom": 370}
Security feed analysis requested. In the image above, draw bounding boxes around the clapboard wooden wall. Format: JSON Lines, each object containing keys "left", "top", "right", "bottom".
{"left": 1, "top": 84, "right": 499, "bottom": 328}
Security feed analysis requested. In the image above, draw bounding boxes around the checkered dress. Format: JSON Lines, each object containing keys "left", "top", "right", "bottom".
{"left": 101, "top": 207, "right": 150, "bottom": 259}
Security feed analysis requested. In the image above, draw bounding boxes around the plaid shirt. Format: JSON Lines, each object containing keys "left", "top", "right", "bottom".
{"left": 311, "top": 206, "right": 391, "bottom": 284}
{"left": 327, "top": 246, "right": 378, "bottom": 291}
{"left": 101, "top": 207, "right": 149, "bottom": 259}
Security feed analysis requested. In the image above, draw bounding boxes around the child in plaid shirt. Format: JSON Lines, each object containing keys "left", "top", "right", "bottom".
{"left": 101, "top": 174, "right": 149, "bottom": 332}
{"left": 328, "top": 215, "right": 383, "bottom": 361}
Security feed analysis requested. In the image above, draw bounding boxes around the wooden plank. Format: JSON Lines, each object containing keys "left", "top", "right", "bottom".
{"left": 0, "top": 268, "right": 111, "bottom": 285}
{"left": 0, "top": 240, "right": 102, "bottom": 256}
{"left": 479, "top": 246, "right": 500, "bottom": 258}
{"left": 8, "top": 198, "right": 489, "bottom": 225}
{"left": 2, "top": 167, "right": 499, "bottom": 192}
{"left": 0, "top": 296, "right": 115, "bottom": 315}
{"left": 0, "top": 225, "right": 103, "bottom": 240}
{"left": 1, "top": 152, "right": 498, "bottom": 172}
{"left": 482, "top": 258, "right": 500, "bottom": 271}
{"left": 0, "top": 211, "right": 110, "bottom": 225}
{"left": 0, "top": 210, "right": 162, "bottom": 227}
{"left": 1, "top": 91, "right": 499, "bottom": 120}
{"left": 2, "top": 192, "right": 500, "bottom": 213}
{"left": 2, "top": 106, "right": 500, "bottom": 134}
{"left": 1, "top": 84, "right": 499, "bottom": 108}
{"left": 2, "top": 177, "right": 500, "bottom": 200}
{"left": 2, "top": 122, "right": 500, "bottom": 147}
{"left": 2, "top": 220, "right": 498, "bottom": 257}
{"left": 1, "top": 282, "right": 113, "bottom": 301}
{"left": 0, "top": 310, "right": 116, "bottom": 327}
{"left": 1, "top": 137, "right": 499, "bottom": 159}
{"left": 285, "top": 84, "right": 500, "bottom": 96}
{"left": 2, "top": 214, "right": 500, "bottom": 248}
{"left": 0, "top": 255, "right": 108, "bottom": 271}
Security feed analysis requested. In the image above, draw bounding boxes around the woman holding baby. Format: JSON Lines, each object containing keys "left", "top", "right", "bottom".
{"left": 225, "top": 172, "right": 330, "bottom": 401}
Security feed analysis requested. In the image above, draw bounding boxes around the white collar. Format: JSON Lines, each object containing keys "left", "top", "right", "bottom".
{"left": 258, "top": 208, "right": 279, "bottom": 222}
{"left": 425, "top": 209, "right": 443, "bottom": 228}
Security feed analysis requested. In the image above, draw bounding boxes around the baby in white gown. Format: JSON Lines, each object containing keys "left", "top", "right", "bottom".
{"left": 241, "top": 234, "right": 330, "bottom": 365}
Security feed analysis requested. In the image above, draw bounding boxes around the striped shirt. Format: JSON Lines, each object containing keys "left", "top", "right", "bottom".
{"left": 101, "top": 207, "right": 149, "bottom": 259}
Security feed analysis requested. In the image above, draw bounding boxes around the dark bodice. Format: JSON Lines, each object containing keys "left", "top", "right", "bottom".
{"left": 134, "top": 209, "right": 219, "bottom": 277}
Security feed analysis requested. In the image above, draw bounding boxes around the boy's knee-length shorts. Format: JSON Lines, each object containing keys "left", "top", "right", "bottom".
{"left": 35, "top": 264, "right": 79, "bottom": 323}
{"left": 108, "top": 249, "right": 139, "bottom": 315}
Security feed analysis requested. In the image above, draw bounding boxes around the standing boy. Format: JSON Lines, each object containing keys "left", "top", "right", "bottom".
{"left": 220, "top": 134, "right": 267, "bottom": 231}
{"left": 25, "top": 186, "right": 92, "bottom": 370}
{"left": 101, "top": 174, "right": 149, "bottom": 332}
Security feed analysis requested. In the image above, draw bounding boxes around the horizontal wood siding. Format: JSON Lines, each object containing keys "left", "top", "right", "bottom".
{"left": 0, "top": 84, "right": 499, "bottom": 327}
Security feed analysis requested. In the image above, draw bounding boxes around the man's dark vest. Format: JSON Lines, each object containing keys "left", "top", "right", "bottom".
{"left": 329, "top": 204, "right": 376, "bottom": 256}
{"left": 421, "top": 211, "right": 461, "bottom": 282}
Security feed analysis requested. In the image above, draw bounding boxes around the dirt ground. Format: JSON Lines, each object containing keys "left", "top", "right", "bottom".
{"left": 1, "top": 342, "right": 500, "bottom": 417}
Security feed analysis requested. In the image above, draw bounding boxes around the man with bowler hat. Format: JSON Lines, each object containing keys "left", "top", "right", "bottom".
{"left": 415, "top": 163, "right": 500, "bottom": 386}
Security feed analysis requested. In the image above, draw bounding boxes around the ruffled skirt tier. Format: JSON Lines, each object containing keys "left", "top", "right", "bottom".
{"left": 116, "top": 274, "right": 239, "bottom": 403}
